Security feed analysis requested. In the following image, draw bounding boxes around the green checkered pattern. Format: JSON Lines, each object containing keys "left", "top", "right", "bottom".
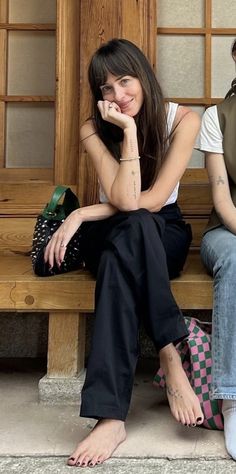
{"left": 154, "top": 318, "right": 223, "bottom": 430}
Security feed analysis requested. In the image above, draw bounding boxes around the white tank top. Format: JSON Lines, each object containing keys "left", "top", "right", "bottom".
{"left": 99, "top": 102, "right": 179, "bottom": 206}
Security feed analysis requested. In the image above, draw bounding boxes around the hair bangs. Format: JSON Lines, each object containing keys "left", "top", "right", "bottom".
{"left": 89, "top": 48, "right": 137, "bottom": 99}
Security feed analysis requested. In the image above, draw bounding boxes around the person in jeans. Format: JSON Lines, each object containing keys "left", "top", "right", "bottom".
{"left": 199, "top": 39, "right": 236, "bottom": 460}
{"left": 45, "top": 38, "right": 203, "bottom": 468}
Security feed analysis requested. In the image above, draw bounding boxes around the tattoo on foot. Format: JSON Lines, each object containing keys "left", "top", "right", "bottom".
{"left": 167, "top": 384, "right": 183, "bottom": 399}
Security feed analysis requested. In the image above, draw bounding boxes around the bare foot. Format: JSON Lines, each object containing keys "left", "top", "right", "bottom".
{"left": 67, "top": 419, "right": 126, "bottom": 467}
{"left": 159, "top": 343, "right": 204, "bottom": 427}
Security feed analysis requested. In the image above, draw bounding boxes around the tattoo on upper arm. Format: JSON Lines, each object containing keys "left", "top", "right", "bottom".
{"left": 216, "top": 176, "right": 225, "bottom": 185}
{"left": 209, "top": 174, "right": 225, "bottom": 186}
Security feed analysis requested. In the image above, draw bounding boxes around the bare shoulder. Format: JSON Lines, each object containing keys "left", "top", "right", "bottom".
{"left": 175, "top": 105, "right": 200, "bottom": 127}
{"left": 80, "top": 119, "right": 97, "bottom": 141}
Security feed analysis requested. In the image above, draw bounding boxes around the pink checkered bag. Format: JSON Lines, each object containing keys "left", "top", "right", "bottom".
{"left": 154, "top": 317, "right": 223, "bottom": 430}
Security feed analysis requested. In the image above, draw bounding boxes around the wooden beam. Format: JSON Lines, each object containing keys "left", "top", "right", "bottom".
{"left": 157, "top": 27, "right": 236, "bottom": 35}
{"left": 205, "top": 0, "right": 212, "bottom": 100}
{"left": 54, "top": 0, "right": 80, "bottom": 185}
{"left": 0, "top": 23, "right": 56, "bottom": 30}
{"left": 119, "top": 0, "right": 156, "bottom": 66}
{"left": 0, "top": 168, "right": 53, "bottom": 182}
{"left": 0, "top": 95, "right": 54, "bottom": 102}
{"left": 0, "top": 0, "right": 7, "bottom": 168}
{"left": 0, "top": 1, "right": 8, "bottom": 21}
{"left": 157, "top": 27, "right": 207, "bottom": 35}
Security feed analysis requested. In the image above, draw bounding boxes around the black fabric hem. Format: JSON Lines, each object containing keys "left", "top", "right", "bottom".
{"left": 80, "top": 403, "right": 126, "bottom": 421}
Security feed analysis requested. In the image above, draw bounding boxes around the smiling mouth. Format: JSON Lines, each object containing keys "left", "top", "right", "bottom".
{"left": 120, "top": 99, "right": 134, "bottom": 109}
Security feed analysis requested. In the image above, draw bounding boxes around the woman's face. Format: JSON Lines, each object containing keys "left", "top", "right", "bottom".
{"left": 100, "top": 73, "right": 144, "bottom": 117}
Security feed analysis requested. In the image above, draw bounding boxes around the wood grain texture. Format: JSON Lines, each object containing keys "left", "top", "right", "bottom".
{"left": 0, "top": 28, "right": 7, "bottom": 167}
{"left": 0, "top": 95, "right": 54, "bottom": 102}
{"left": 0, "top": 1, "right": 8, "bottom": 23}
{"left": 0, "top": 183, "right": 77, "bottom": 215}
{"left": 0, "top": 23, "right": 56, "bottom": 30}
{"left": 54, "top": 0, "right": 80, "bottom": 184}
{"left": 47, "top": 312, "right": 86, "bottom": 377}
{"left": 0, "top": 168, "right": 53, "bottom": 181}
{"left": 0, "top": 251, "right": 212, "bottom": 311}
{"left": 0, "top": 217, "right": 35, "bottom": 253}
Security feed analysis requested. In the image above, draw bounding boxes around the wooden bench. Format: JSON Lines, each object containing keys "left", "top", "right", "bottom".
{"left": 0, "top": 168, "right": 213, "bottom": 403}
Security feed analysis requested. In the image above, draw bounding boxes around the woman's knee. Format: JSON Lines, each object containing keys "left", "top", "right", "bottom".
{"left": 201, "top": 228, "right": 236, "bottom": 272}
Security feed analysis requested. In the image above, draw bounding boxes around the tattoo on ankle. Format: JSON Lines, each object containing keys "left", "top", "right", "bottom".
{"left": 167, "top": 384, "right": 183, "bottom": 399}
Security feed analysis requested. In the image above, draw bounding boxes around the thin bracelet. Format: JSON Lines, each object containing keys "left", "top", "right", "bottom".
{"left": 120, "top": 156, "right": 140, "bottom": 162}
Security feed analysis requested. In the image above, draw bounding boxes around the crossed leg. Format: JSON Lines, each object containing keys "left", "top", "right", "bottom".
{"left": 160, "top": 343, "right": 204, "bottom": 426}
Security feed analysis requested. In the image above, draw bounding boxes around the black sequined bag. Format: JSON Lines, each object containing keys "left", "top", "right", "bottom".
{"left": 31, "top": 185, "right": 83, "bottom": 276}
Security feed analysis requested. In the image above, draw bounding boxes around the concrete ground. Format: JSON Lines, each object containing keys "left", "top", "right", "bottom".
{"left": 0, "top": 359, "right": 235, "bottom": 473}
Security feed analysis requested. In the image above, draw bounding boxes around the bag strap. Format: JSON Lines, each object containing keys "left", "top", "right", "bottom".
{"left": 42, "top": 185, "right": 79, "bottom": 219}
{"left": 45, "top": 185, "right": 70, "bottom": 215}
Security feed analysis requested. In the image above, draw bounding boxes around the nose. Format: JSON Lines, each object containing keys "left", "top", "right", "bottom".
{"left": 113, "top": 85, "right": 125, "bottom": 102}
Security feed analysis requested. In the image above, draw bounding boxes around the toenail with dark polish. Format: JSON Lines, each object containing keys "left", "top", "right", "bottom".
{"left": 197, "top": 417, "right": 203, "bottom": 422}
{"left": 192, "top": 423, "right": 196, "bottom": 427}
{"left": 69, "top": 457, "right": 75, "bottom": 461}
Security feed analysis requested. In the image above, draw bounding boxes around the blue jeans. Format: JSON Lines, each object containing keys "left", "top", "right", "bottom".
{"left": 201, "top": 226, "right": 236, "bottom": 400}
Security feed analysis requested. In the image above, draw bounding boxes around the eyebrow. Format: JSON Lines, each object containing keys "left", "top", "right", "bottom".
{"left": 100, "top": 75, "right": 126, "bottom": 88}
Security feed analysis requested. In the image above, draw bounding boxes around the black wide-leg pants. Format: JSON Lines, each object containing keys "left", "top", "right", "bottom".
{"left": 79, "top": 205, "right": 191, "bottom": 421}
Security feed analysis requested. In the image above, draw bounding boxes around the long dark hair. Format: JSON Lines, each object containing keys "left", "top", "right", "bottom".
{"left": 88, "top": 38, "right": 167, "bottom": 190}
{"left": 225, "top": 39, "right": 236, "bottom": 98}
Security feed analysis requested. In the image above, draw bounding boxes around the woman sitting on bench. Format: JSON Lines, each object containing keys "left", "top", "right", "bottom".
{"left": 45, "top": 38, "right": 203, "bottom": 468}
{"left": 199, "top": 38, "right": 236, "bottom": 461}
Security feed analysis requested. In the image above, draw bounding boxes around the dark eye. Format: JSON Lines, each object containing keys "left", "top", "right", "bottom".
{"left": 101, "top": 85, "right": 112, "bottom": 94}
{"left": 121, "top": 78, "right": 129, "bottom": 85}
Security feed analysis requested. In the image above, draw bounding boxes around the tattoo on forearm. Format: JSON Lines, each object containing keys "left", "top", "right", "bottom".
{"left": 167, "top": 384, "right": 183, "bottom": 399}
{"left": 216, "top": 176, "right": 225, "bottom": 185}
{"left": 133, "top": 180, "right": 137, "bottom": 199}
{"left": 130, "top": 139, "right": 135, "bottom": 153}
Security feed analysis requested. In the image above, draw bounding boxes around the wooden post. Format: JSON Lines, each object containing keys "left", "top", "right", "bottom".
{"left": 47, "top": 312, "right": 86, "bottom": 378}
{"left": 54, "top": 0, "right": 80, "bottom": 184}
{"left": 0, "top": 0, "right": 8, "bottom": 168}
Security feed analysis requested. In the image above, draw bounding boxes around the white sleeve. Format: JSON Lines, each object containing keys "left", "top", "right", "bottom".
{"left": 196, "top": 105, "right": 223, "bottom": 153}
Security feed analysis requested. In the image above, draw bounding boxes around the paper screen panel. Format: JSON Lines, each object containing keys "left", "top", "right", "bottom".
{"left": 212, "top": 36, "right": 236, "bottom": 98}
{"left": 212, "top": 0, "right": 236, "bottom": 28}
{"left": 9, "top": 0, "right": 56, "bottom": 23}
{"left": 6, "top": 103, "right": 54, "bottom": 168}
{"left": 157, "top": 0, "right": 204, "bottom": 28}
{"left": 7, "top": 31, "right": 56, "bottom": 95}
{"left": 157, "top": 35, "right": 204, "bottom": 98}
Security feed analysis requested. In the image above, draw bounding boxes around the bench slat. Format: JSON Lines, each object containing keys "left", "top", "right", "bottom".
{"left": 0, "top": 253, "right": 212, "bottom": 311}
